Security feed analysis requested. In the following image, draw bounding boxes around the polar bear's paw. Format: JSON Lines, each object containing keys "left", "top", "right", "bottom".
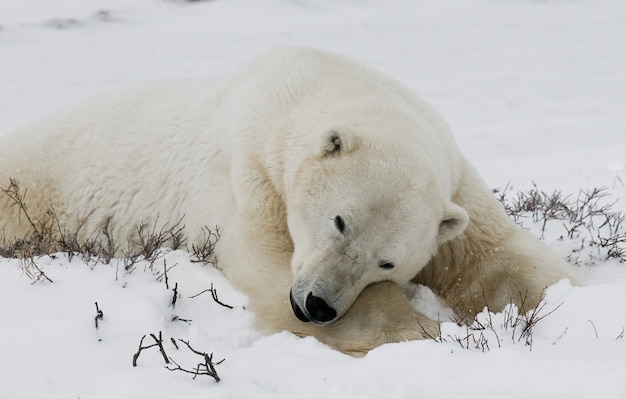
{"left": 303, "top": 282, "right": 440, "bottom": 356}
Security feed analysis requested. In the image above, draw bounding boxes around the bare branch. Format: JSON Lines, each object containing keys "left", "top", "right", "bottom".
{"left": 191, "top": 226, "right": 220, "bottom": 264}
{"left": 132, "top": 331, "right": 169, "bottom": 367}
{"left": 94, "top": 302, "right": 104, "bottom": 329}
{"left": 188, "top": 283, "right": 233, "bottom": 309}
{"left": 171, "top": 282, "right": 179, "bottom": 307}
{"left": 166, "top": 339, "right": 223, "bottom": 382}
{"left": 588, "top": 320, "right": 599, "bottom": 339}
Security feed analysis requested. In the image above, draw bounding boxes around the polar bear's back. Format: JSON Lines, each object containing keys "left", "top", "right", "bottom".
{"left": 1, "top": 78, "right": 224, "bottom": 160}
{"left": 0, "top": 78, "right": 235, "bottom": 242}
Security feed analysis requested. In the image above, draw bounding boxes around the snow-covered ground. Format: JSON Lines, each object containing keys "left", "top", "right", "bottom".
{"left": 1, "top": 1, "right": 626, "bottom": 398}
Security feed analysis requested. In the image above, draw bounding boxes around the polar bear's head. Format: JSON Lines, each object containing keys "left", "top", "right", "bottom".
{"left": 286, "top": 127, "right": 468, "bottom": 325}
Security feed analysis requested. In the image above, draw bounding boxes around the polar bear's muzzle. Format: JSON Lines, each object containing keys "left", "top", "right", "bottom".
{"left": 289, "top": 289, "right": 337, "bottom": 324}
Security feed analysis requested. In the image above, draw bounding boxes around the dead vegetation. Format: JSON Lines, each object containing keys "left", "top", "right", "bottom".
{"left": 0, "top": 179, "right": 235, "bottom": 381}
{"left": 495, "top": 182, "right": 625, "bottom": 265}
{"left": 0, "top": 179, "right": 219, "bottom": 278}
{"left": 190, "top": 226, "right": 220, "bottom": 264}
{"left": 166, "top": 339, "right": 224, "bottom": 382}
{"left": 425, "top": 288, "right": 563, "bottom": 352}
{"left": 0, "top": 178, "right": 58, "bottom": 258}
{"left": 132, "top": 331, "right": 224, "bottom": 383}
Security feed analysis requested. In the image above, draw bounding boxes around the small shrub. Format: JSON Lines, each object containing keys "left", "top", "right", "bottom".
{"left": 0, "top": 180, "right": 217, "bottom": 270}
{"left": 495, "top": 182, "right": 626, "bottom": 265}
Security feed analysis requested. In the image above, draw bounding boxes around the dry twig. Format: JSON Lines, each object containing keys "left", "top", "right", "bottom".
{"left": 94, "top": 302, "right": 104, "bottom": 329}
{"left": 166, "top": 339, "right": 224, "bottom": 382}
{"left": 189, "top": 283, "right": 233, "bottom": 309}
{"left": 191, "top": 226, "right": 220, "bottom": 264}
{"left": 132, "top": 331, "right": 170, "bottom": 367}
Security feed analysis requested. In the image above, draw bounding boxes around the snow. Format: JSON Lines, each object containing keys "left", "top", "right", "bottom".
{"left": 1, "top": 0, "right": 626, "bottom": 397}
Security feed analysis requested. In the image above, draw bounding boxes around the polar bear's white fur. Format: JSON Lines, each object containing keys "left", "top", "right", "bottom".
{"left": 0, "top": 47, "right": 576, "bottom": 354}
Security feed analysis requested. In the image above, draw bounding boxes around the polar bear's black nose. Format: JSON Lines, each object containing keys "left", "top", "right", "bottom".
{"left": 306, "top": 292, "right": 337, "bottom": 323}
{"left": 290, "top": 289, "right": 310, "bottom": 323}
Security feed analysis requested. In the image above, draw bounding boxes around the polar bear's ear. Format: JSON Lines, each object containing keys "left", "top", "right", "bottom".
{"left": 321, "top": 129, "right": 357, "bottom": 157}
{"left": 437, "top": 202, "right": 469, "bottom": 244}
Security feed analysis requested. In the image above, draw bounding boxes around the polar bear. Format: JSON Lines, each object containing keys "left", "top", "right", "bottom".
{"left": 0, "top": 46, "right": 576, "bottom": 354}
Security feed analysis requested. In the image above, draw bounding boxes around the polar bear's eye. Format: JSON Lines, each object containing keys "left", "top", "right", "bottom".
{"left": 334, "top": 215, "right": 346, "bottom": 234}
{"left": 379, "top": 262, "right": 395, "bottom": 270}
